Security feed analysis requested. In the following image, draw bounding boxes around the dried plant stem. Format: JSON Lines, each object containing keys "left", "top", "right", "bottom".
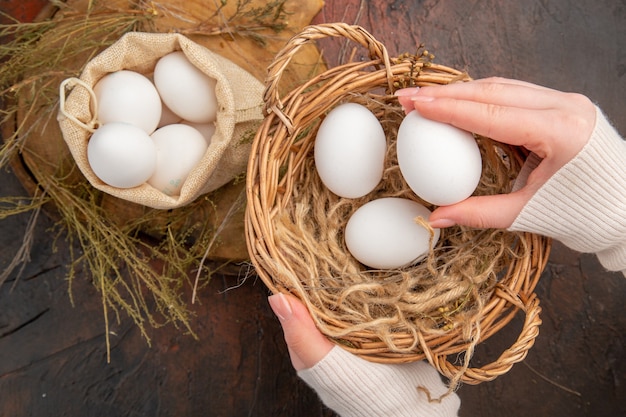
{"left": 178, "top": 0, "right": 288, "bottom": 45}
{"left": 192, "top": 187, "right": 246, "bottom": 303}
{"left": 523, "top": 362, "right": 582, "bottom": 397}
{"left": 0, "top": 192, "right": 49, "bottom": 288}
{"left": 45, "top": 175, "right": 197, "bottom": 344}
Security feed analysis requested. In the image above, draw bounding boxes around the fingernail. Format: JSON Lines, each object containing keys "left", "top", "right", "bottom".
{"left": 394, "top": 87, "right": 420, "bottom": 97}
{"left": 411, "top": 95, "right": 435, "bottom": 102}
{"left": 429, "top": 218, "right": 456, "bottom": 228}
{"left": 268, "top": 293, "right": 293, "bottom": 321}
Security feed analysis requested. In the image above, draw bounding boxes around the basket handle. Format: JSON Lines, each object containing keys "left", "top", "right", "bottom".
{"left": 263, "top": 23, "right": 393, "bottom": 113}
{"left": 429, "top": 290, "right": 542, "bottom": 385}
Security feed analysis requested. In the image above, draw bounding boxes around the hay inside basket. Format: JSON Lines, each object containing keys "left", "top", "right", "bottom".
{"left": 245, "top": 23, "right": 551, "bottom": 386}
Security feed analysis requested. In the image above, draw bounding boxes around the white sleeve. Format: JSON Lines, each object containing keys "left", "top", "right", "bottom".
{"left": 510, "top": 106, "right": 626, "bottom": 276}
{"left": 298, "top": 346, "right": 460, "bottom": 417}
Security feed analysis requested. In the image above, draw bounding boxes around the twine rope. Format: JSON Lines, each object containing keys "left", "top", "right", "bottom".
{"left": 58, "top": 77, "right": 99, "bottom": 133}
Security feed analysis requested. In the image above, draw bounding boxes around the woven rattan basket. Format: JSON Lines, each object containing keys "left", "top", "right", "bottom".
{"left": 245, "top": 23, "right": 551, "bottom": 385}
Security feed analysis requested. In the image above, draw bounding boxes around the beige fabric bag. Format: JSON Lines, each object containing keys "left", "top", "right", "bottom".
{"left": 58, "top": 32, "right": 264, "bottom": 209}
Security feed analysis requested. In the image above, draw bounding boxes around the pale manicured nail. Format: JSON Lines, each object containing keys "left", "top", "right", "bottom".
{"left": 429, "top": 218, "right": 456, "bottom": 228}
{"left": 394, "top": 87, "right": 420, "bottom": 96}
{"left": 411, "top": 95, "right": 435, "bottom": 102}
{"left": 268, "top": 293, "right": 293, "bottom": 321}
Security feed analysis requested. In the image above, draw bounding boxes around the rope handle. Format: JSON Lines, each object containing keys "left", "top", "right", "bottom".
{"left": 58, "top": 77, "right": 99, "bottom": 133}
{"left": 263, "top": 23, "right": 393, "bottom": 114}
{"left": 430, "top": 291, "right": 542, "bottom": 385}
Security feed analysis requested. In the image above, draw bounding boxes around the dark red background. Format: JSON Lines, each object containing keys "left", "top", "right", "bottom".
{"left": 1, "top": 1, "right": 625, "bottom": 416}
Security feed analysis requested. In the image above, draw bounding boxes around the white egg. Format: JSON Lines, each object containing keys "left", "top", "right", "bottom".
{"left": 87, "top": 122, "right": 157, "bottom": 188}
{"left": 182, "top": 121, "right": 215, "bottom": 146}
{"left": 148, "top": 124, "right": 208, "bottom": 196}
{"left": 153, "top": 51, "right": 218, "bottom": 124}
{"left": 314, "top": 103, "right": 386, "bottom": 198}
{"left": 93, "top": 70, "right": 162, "bottom": 134}
{"left": 397, "top": 110, "right": 482, "bottom": 206}
{"left": 344, "top": 197, "right": 440, "bottom": 269}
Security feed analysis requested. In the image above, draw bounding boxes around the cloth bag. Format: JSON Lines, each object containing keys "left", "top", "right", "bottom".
{"left": 58, "top": 32, "right": 264, "bottom": 209}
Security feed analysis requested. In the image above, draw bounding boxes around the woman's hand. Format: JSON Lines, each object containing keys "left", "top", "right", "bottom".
{"left": 268, "top": 292, "right": 334, "bottom": 371}
{"left": 268, "top": 293, "right": 462, "bottom": 416}
{"left": 396, "top": 77, "right": 597, "bottom": 229}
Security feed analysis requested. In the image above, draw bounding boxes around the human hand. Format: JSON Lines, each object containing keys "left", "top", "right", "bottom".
{"left": 268, "top": 293, "right": 461, "bottom": 416}
{"left": 395, "top": 77, "right": 597, "bottom": 229}
{"left": 268, "top": 292, "right": 334, "bottom": 371}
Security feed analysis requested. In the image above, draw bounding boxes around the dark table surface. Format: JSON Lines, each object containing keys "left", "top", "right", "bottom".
{"left": 1, "top": 1, "right": 625, "bottom": 416}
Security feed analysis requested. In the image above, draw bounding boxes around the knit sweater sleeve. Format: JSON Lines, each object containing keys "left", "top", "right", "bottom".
{"left": 509, "top": 106, "right": 626, "bottom": 276}
{"left": 298, "top": 346, "right": 460, "bottom": 417}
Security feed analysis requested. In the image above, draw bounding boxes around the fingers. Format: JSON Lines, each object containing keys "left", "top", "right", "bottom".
{"left": 396, "top": 77, "right": 556, "bottom": 111}
{"left": 411, "top": 96, "right": 553, "bottom": 155}
{"left": 396, "top": 78, "right": 560, "bottom": 147}
{"left": 397, "top": 92, "right": 417, "bottom": 114}
{"left": 415, "top": 77, "right": 561, "bottom": 110}
{"left": 429, "top": 190, "right": 532, "bottom": 229}
{"left": 396, "top": 77, "right": 595, "bottom": 161}
{"left": 268, "top": 292, "right": 334, "bottom": 371}
{"left": 472, "top": 77, "right": 551, "bottom": 89}
{"left": 395, "top": 78, "right": 560, "bottom": 153}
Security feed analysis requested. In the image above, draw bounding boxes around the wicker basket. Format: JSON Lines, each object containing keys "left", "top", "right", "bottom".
{"left": 245, "top": 23, "right": 551, "bottom": 385}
